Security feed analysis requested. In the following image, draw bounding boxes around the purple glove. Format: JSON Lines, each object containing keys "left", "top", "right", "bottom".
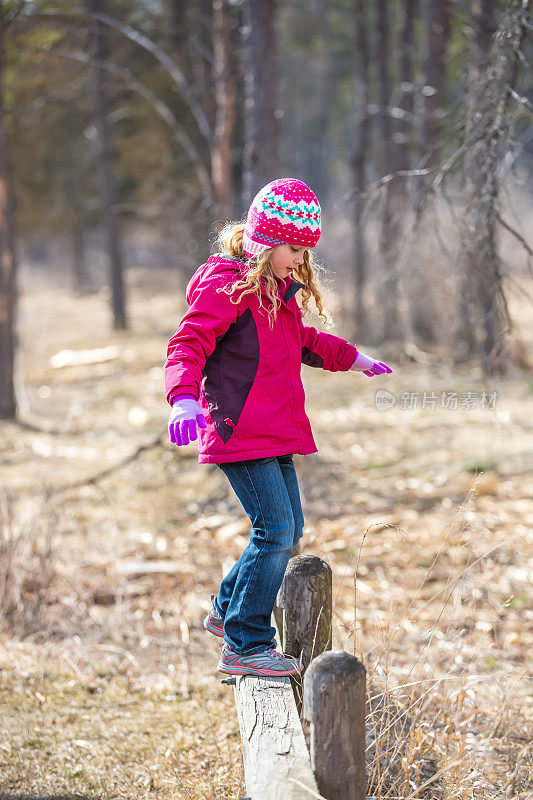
{"left": 168, "top": 394, "right": 207, "bottom": 446}
{"left": 349, "top": 350, "right": 393, "bottom": 377}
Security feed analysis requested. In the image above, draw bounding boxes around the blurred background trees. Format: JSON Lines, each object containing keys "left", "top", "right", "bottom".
{"left": 0, "top": 0, "right": 531, "bottom": 419}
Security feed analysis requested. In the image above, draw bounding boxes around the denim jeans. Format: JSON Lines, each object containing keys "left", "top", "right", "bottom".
{"left": 214, "top": 454, "right": 305, "bottom": 655}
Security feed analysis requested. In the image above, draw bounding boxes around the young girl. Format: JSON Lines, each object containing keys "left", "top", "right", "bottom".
{"left": 164, "top": 178, "right": 393, "bottom": 677}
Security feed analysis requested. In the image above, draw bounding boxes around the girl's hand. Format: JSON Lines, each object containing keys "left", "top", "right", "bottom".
{"left": 168, "top": 394, "right": 207, "bottom": 446}
{"left": 349, "top": 350, "right": 393, "bottom": 377}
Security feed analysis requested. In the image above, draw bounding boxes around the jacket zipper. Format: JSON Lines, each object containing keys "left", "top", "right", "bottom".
{"left": 223, "top": 294, "right": 300, "bottom": 442}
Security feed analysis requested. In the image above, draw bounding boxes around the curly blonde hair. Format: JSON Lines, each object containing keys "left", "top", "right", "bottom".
{"left": 212, "top": 221, "right": 332, "bottom": 330}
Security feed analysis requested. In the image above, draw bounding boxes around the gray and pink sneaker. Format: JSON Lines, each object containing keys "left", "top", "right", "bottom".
{"left": 217, "top": 642, "right": 303, "bottom": 677}
{"left": 203, "top": 593, "right": 224, "bottom": 637}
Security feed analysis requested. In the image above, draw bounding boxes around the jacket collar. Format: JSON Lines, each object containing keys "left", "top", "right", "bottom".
{"left": 280, "top": 278, "right": 305, "bottom": 303}
{"left": 211, "top": 253, "right": 304, "bottom": 303}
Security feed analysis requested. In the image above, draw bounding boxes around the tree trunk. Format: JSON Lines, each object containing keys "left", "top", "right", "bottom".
{"left": 421, "top": 0, "right": 452, "bottom": 172}
{"left": 397, "top": 0, "right": 418, "bottom": 186}
{"left": 394, "top": 0, "right": 426, "bottom": 346}
{"left": 71, "top": 226, "right": 90, "bottom": 296}
{"left": 194, "top": 0, "right": 216, "bottom": 134}
{"left": 458, "top": 0, "right": 528, "bottom": 376}
{"left": 169, "top": 0, "right": 193, "bottom": 82}
{"left": 230, "top": 2, "right": 248, "bottom": 220}
{"left": 374, "top": 0, "right": 402, "bottom": 343}
{"left": 0, "top": 13, "right": 17, "bottom": 420}
{"left": 86, "top": 0, "right": 127, "bottom": 330}
{"left": 63, "top": 165, "right": 91, "bottom": 295}
{"left": 242, "top": 0, "right": 278, "bottom": 207}
{"left": 301, "top": 31, "right": 334, "bottom": 202}
{"left": 350, "top": 0, "right": 371, "bottom": 344}
{"left": 211, "top": 0, "right": 237, "bottom": 227}
{"left": 456, "top": 0, "right": 497, "bottom": 357}
{"left": 179, "top": 0, "right": 214, "bottom": 261}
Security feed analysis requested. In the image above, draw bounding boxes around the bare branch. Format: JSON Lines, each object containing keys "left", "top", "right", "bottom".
{"left": 2, "top": 0, "right": 25, "bottom": 26}
{"left": 92, "top": 10, "right": 212, "bottom": 144}
{"left": 24, "top": 8, "right": 213, "bottom": 144}
{"left": 496, "top": 211, "right": 533, "bottom": 259}
{"left": 342, "top": 168, "right": 432, "bottom": 201}
{"left": 50, "top": 46, "right": 213, "bottom": 201}
{"left": 189, "top": 31, "right": 215, "bottom": 67}
{"left": 508, "top": 86, "right": 533, "bottom": 114}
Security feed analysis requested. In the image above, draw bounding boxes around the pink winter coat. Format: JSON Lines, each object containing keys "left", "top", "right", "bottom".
{"left": 164, "top": 253, "right": 358, "bottom": 463}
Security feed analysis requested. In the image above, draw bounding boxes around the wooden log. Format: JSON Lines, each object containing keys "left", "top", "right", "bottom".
{"left": 221, "top": 556, "right": 320, "bottom": 799}
{"left": 277, "top": 554, "right": 332, "bottom": 717}
{"left": 277, "top": 554, "right": 332, "bottom": 668}
{"left": 302, "top": 650, "right": 366, "bottom": 800}
{"left": 233, "top": 673, "right": 320, "bottom": 800}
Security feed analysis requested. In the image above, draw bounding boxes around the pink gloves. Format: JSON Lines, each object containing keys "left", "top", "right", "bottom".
{"left": 168, "top": 394, "right": 206, "bottom": 446}
{"left": 350, "top": 350, "right": 393, "bottom": 377}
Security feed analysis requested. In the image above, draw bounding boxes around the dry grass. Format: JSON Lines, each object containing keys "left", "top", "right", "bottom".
{"left": 0, "top": 258, "right": 531, "bottom": 798}
{"left": 0, "top": 490, "right": 58, "bottom": 636}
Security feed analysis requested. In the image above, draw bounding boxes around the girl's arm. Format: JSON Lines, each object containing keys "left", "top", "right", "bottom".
{"left": 296, "top": 306, "right": 358, "bottom": 372}
{"left": 164, "top": 272, "right": 239, "bottom": 405}
{"left": 296, "top": 306, "right": 393, "bottom": 377}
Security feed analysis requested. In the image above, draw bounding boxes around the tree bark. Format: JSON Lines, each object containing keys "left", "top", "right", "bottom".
{"left": 63, "top": 164, "right": 91, "bottom": 295}
{"left": 456, "top": 0, "right": 497, "bottom": 356}
{"left": 169, "top": 0, "right": 193, "bottom": 82}
{"left": 374, "top": 0, "right": 402, "bottom": 343}
{"left": 86, "top": 0, "right": 127, "bottom": 330}
{"left": 421, "top": 0, "right": 452, "bottom": 172}
{"left": 242, "top": 0, "right": 278, "bottom": 207}
{"left": 194, "top": 0, "right": 216, "bottom": 134}
{"left": 397, "top": 0, "right": 418, "bottom": 182}
{"left": 395, "top": 0, "right": 426, "bottom": 345}
{"left": 211, "top": 0, "right": 237, "bottom": 226}
{"left": 458, "top": 0, "right": 528, "bottom": 375}
{"left": 0, "top": 12, "right": 17, "bottom": 420}
{"left": 350, "top": 0, "right": 371, "bottom": 344}
{"left": 301, "top": 31, "right": 334, "bottom": 202}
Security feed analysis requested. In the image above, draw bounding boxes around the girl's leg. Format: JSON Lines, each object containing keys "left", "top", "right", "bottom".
{"left": 213, "top": 455, "right": 304, "bottom": 613}
{"left": 215, "top": 456, "right": 296, "bottom": 655}
{"left": 277, "top": 454, "right": 305, "bottom": 547}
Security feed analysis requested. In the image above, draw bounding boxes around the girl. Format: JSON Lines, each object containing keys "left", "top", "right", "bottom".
{"left": 164, "top": 178, "right": 392, "bottom": 677}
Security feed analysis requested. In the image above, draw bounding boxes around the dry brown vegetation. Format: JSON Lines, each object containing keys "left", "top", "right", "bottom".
{"left": 0, "top": 261, "right": 531, "bottom": 799}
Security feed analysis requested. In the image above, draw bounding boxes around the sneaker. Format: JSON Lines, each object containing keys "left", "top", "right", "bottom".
{"left": 203, "top": 593, "right": 225, "bottom": 637}
{"left": 217, "top": 642, "right": 303, "bottom": 677}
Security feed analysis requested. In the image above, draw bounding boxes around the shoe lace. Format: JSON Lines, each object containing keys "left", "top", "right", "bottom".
{"left": 266, "top": 647, "right": 292, "bottom": 661}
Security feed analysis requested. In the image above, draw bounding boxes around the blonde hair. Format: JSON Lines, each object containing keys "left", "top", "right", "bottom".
{"left": 213, "top": 221, "right": 332, "bottom": 330}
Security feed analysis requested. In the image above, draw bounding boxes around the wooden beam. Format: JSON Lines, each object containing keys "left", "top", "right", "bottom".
{"left": 233, "top": 673, "right": 320, "bottom": 800}
{"left": 221, "top": 557, "right": 320, "bottom": 799}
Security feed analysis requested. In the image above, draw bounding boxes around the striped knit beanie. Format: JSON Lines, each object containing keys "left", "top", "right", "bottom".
{"left": 242, "top": 178, "right": 321, "bottom": 262}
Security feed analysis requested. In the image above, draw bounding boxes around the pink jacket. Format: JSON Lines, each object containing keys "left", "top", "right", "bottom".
{"left": 164, "top": 254, "right": 358, "bottom": 463}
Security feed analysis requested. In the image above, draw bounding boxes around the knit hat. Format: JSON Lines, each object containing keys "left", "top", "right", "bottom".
{"left": 242, "top": 178, "right": 321, "bottom": 262}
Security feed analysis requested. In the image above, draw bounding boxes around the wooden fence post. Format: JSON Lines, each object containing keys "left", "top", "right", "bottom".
{"left": 221, "top": 553, "right": 367, "bottom": 800}
{"left": 277, "top": 554, "right": 332, "bottom": 665}
{"left": 277, "top": 554, "right": 332, "bottom": 716}
{"left": 221, "top": 556, "right": 320, "bottom": 800}
{"left": 302, "top": 650, "right": 366, "bottom": 800}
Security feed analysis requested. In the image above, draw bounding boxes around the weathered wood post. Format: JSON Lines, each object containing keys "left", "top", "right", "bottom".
{"left": 302, "top": 651, "right": 366, "bottom": 800}
{"left": 277, "top": 554, "right": 332, "bottom": 715}
{"left": 277, "top": 554, "right": 332, "bottom": 664}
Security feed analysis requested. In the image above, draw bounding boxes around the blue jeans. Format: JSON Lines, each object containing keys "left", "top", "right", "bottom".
{"left": 214, "top": 454, "right": 305, "bottom": 655}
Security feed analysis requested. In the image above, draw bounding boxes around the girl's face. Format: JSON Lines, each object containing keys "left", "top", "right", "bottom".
{"left": 270, "top": 244, "right": 309, "bottom": 280}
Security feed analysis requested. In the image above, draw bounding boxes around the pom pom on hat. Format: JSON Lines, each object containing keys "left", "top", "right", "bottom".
{"left": 243, "top": 178, "right": 321, "bottom": 262}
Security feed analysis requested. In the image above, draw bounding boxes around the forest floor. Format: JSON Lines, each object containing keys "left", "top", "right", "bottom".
{"left": 0, "top": 263, "right": 532, "bottom": 800}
